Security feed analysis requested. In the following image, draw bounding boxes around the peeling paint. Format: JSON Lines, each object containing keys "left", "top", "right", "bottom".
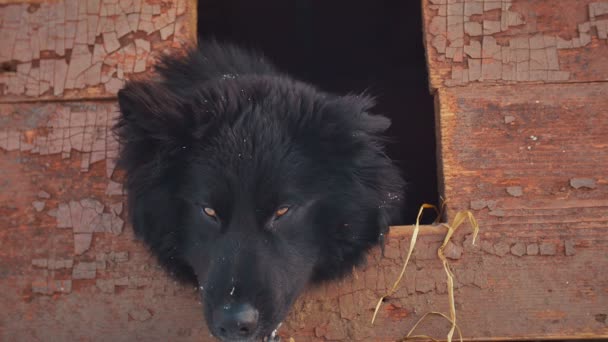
{"left": 37, "top": 190, "right": 51, "bottom": 199}
{"left": 106, "top": 180, "right": 124, "bottom": 196}
{"left": 32, "top": 279, "right": 72, "bottom": 295}
{"left": 129, "top": 308, "right": 153, "bottom": 321}
{"left": 510, "top": 242, "right": 526, "bottom": 257}
{"left": 570, "top": 178, "right": 597, "bottom": 189}
{"left": 565, "top": 240, "right": 576, "bottom": 256}
{"left": 32, "top": 258, "right": 74, "bottom": 269}
{"left": 32, "top": 200, "right": 45, "bottom": 212}
{"left": 97, "top": 251, "right": 129, "bottom": 263}
{"left": 0, "top": 103, "right": 119, "bottom": 177}
{"left": 0, "top": 0, "right": 193, "bottom": 100}
{"left": 55, "top": 198, "right": 124, "bottom": 255}
{"left": 470, "top": 199, "right": 497, "bottom": 210}
{"left": 494, "top": 242, "right": 510, "bottom": 257}
{"left": 443, "top": 241, "right": 463, "bottom": 259}
{"left": 506, "top": 186, "right": 523, "bottom": 197}
{"left": 527, "top": 243, "right": 540, "bottom": 256}
{"left": 426, "top": 1, "right": 608, "bottom": 87}
{"left": 72, "top": 261, "right": 97, "bottom": 279}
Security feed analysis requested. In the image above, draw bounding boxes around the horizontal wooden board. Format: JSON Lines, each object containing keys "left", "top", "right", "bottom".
{"left": 0, "top": 0, "right": 196, "bottom": 102}
{"left": 2, "top": 100, "right": 608, "bottom": 340}
{"left": 432, "top": 81, "right": 608, "bottom": 338}
{"left": 437, "top": 82, "right": 608, "bottom": 230}
{"left": 423, "top": 0, "right": 608, "bottom": 90}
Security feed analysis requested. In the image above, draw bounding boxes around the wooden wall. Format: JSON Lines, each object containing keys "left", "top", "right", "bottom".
{"left": 1, "top": 0, "right": 607, "bottom": 341}
{"left": 424, "top": 0, "right": 608, "bottom": 340}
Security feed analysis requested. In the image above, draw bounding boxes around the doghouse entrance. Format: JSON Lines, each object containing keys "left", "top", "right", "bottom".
{"left": 198, "top": 0, "right": 438, "bottom": 224}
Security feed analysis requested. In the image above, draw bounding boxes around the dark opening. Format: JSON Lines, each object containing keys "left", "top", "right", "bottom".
{"left": 198, "top": 0, "right": 438, "bottom": 224}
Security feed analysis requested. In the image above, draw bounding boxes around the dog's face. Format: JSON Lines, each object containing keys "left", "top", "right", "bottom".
{"left": 115, "top": 46, "right": 403, "bottom": 341}
{"left": 180, "top": 150, "right": 323, "bottom": 340}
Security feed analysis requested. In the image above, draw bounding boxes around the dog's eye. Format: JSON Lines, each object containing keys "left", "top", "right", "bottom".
{"left": 275, "top": 206, "right": 289, "bottom": 218}
{"left": 202, "top": 207, "right": 217, "bottom": 218}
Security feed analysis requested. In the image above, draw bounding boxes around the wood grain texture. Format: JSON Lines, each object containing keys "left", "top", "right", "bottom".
{"left": 434, "top": 81, "right": 608, "bottom": 337}
{"left": 437, "top": 82, "right": 608, "bottom": 228}
{"left": 0, "top": 0, "right": 196, "bottom": 102}
{"left": 423, "top": 0, "right": 608, "bottom": 90}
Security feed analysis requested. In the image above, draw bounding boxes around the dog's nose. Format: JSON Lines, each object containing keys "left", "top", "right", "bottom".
{"left": 214, "top": 302, "right": 259, "bottom": 339}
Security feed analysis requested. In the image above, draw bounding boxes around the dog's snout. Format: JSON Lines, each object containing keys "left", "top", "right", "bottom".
{"left": 214, "top": 302, "right": 259, "bottom": 339}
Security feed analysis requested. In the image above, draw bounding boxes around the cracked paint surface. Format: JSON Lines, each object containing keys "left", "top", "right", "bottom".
{"left": 0, "top": 0, "right": 194, "bottom": 101}
{"left": 424, "top": 0, "right": 608, "bottom": 88}
{"left": 0, "top": 102, "right": 119, "bottom": 176}
{"left": 50, "top": 198, "right": 124, "bottom": 254}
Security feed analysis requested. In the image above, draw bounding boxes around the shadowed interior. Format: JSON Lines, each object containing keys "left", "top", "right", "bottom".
{"left": 198, "top": 0, "right": 438, "bottom": 223}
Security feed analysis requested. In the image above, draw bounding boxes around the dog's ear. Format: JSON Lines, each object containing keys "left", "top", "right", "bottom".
{"left": 358, "top": 111, "right": 391, "bottom": 134}
{"left": 117, "top": 81, "right": 188, "bottom": 143}
{"left": 328, "top": 93, "right": 405, "bottom": 222}
{"left": 316, "top": 95, "right": 393, "bottom": 147}
{"left": 340, "top": 94, "right": 392, "bottom": 134}
{"left": 115, "top": 80, "right": 198, "bottom": 179}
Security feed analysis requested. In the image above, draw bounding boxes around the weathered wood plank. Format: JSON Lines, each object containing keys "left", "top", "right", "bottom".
{"left": 0, "top": 0, "right": 196, "bottom": 102}
{"left": 437, "top": 82, "right": 608, "bottom": 229}
{"left": 423, "top": 0, "right": 608, "bottom": 90}
{"left": 2, "top": 98, "right": 608, "bottom": 340}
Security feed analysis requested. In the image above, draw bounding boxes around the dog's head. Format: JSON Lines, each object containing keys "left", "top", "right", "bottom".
{"left": 115, "top": 44, "right": 404, "bottom": 341}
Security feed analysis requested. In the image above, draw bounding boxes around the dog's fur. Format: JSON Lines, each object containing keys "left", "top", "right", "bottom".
{"left": 115, "top": 42, "right": 404, "bottom": 341}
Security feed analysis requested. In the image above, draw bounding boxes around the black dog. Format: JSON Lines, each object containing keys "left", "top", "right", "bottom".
{"left": 115, "top": 42, "right": 404, "bottom": 341}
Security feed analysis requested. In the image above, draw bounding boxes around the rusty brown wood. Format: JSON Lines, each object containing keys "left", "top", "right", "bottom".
{"left": 424, "top": 1, "right": 608, "bottom": 340}
{"left": 0, "top": 0, "right": 197, "bottom": 102}
{"left": 437, "top": 82, "right": 608, "bottom": 229}
{"left": 434, "top": 82, "right": 608, "bottom": 340}
{"left": 422, "top": 0, "right": 608, "bottom": 91}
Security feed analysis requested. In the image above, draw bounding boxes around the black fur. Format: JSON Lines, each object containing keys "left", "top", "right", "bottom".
{"left": 115, "top": 41, "right": 404, "bottom": 341}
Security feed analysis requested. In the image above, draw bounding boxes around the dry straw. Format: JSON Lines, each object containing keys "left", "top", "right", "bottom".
{"left": 371, "top": 203, "right": 479, "bottom": 342}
